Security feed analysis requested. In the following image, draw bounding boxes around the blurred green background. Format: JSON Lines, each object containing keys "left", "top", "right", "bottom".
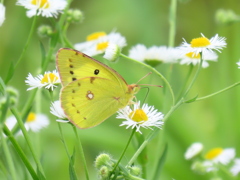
{"left": 1, "top": 0, "right": 240, "bottom": 179}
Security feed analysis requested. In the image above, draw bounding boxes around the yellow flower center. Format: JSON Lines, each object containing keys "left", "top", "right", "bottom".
{"left": 205, "top": 148, "right": 223, "bottom": 160}
{"left": 87, "top": 32, "right": 107, "bottom": 41}
{"left": 96, "top": 42, "right": 109, "bottom": 51}
{"left": 190, "top": 37, "right": 211, "bottom": 48}
{"left": 31, "top": 0, "right": 50, "bottom": 8}
{"left": 185, "top": 52, "right": 201, "bottom": 59}
{"left": 41, "top": 73, "right": 58, "bottom": 84}
{"left": 129, "top": 109, "right": 148, "bottom": 123}
{"left": 27, "top": 112, "right": 37, "bottom": 122}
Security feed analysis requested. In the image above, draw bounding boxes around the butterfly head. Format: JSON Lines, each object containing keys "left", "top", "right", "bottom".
{"left": 128, "top": 84, "right": 140, "bottom": 95}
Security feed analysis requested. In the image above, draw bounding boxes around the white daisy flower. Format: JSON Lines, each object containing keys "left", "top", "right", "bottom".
{"left": 201, "top": 160, "right": 217, "bottom": 172}
{"left": 25, "top": 70, "right": 60, "bottom": 91}
{"left": 74, "top": 31, "right": 127, "bottom": 56}
{"left": 180, "top": 33, "right": 227, "bottom": 56}
{"left": 24, "top": 112, "right": 49, "bottom": 132}
{"left": 5, "top": 112, "right": 49, "bottom": 134}
{"left": 74, "top": 32, "right": 107, "bottom": 55}
{"left": 230, "top": 158, "right": 240, "bottom": 176}
{"left": 50, "top": 100, "right": 69, "bottom": 123}
{"left": 185, "top": 142, "right": 204, "bottom": 160}
{"left": 179, "top": 51, "right": 218, "bottom": 68}
{"left": 116, "top": 101, "right": 164, "bottom": 134}
{"left": 236, "top": 61, "right": 240, "bottom": 69}
{"left": 16, "top": 0, "right": 67, "bottom": 18}
{"left": 0, "top": 3, "right": 6, "bottom": 26}
{"left": 129, "top": 44, "right": 179, "bottom": 67}
{"left": 103, "top": 43, "right": 120, "bottom": 62}
{"left": 204, "top": 147, "right": 235, "bottom": 165}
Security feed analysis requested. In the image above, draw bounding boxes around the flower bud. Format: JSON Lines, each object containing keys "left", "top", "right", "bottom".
{"left": 95, "top": 153, "right": 112, "bottom": 169}
{"left": 98, "top": 166, "right": 110, "bottom": 179}
{"left": 215, "top": 9, "right": 240, "bottom": 25}
{"left": 37, "top": 25, "right": 53, "bottom": 37}
{"left": 66, "top": 9, "right": 84, "bottom": 23}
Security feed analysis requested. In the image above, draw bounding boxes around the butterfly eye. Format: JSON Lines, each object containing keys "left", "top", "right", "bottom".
{"left": 94, "top": 69, "right": 100, "bottom": 75}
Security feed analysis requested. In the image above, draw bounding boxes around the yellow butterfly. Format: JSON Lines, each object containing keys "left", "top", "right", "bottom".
{"left": 56, "top": 48, "right": 140, "bottom": 129}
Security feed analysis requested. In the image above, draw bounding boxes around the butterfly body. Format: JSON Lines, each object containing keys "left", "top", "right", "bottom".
{"left": 56, "top": 48, "right": 139, "bottom": 129}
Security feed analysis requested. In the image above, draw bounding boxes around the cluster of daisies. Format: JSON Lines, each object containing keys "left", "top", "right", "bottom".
{"left": 22, "top": 31, "right": 238, "bottom": 133}
{"left": 185, "top": 142, "right": 240, "bottom": 177}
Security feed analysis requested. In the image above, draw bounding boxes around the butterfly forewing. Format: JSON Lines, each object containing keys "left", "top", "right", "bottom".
{"left": 60, "top": 77, "right": 134, "bottom": 128}
{"left": 57, "top": 48, "right": 127, "bottom": 88}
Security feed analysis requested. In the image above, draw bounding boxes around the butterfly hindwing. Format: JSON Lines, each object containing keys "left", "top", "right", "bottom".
{"left": 60, "top": 77, "right": 132, "bottom": 128}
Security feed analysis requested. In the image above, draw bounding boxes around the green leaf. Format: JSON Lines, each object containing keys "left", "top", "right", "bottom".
{"left": 151, "top": 143, "right": 168, "bottom": 180}
{"left": 39, "top": 42, "right": 46, "bottom": 68}
{"left": 4, "top": 62, "right": 15, "bottom": 84}
{"left": 69, "top": 148, "right": 78, "bottom": 180}
{"left": 37, "top": 166, "right": 46, "bottom": 180}
{"left": 0, "top": 77, "right": 6, "bottom": 94}
{"left": 184, "top": 94, "right": 198, "bottom": 103}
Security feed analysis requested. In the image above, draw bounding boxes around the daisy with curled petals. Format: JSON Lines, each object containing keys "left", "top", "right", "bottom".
{"left": 5, "top": 112, "right": 49, "bottom": 135}
{"left": 16, "top": 0, "right": 67, "bottom": 18}
{"left": 230, "top": 158, "right": 240, "bottom": 176}
{"left": 179, "top": 51, "right": 218, "bottom": 68}
{"left": 204, "top": 147, "right": 235, "bottom": 165}
{"left": 180, "top": 33, "right": 227, "bottom": 56}
{"left": 25, "top": 70, "right": 60, "bottom": 91}
{"left": 128, "top": 44, "right": 179, "bottom": 67}
{"left": 236, "top": 61, "right": 240, "bottom": 69}
{"left": 74, "top": 31, "right": 127, "bottom": 56}
{"left": 184, "top": 142, "right": 204, "bottom": 160}
{"left": 50, "top": 100, "right": 69, "bottom": 123}
{"left": 0, "top": 3, "right": 6, "bottom": 26}
{"left": 116, "top": 101, "right": 164, "bottom": 134}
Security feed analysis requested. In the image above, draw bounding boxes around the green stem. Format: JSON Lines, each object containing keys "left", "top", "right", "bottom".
{"left": 183, "top": 52, "right": 203, "bottom": 97}
{"left": 192, "top": 81, "right": 240, "bottom": 102}
{"left": 58, "top": 123, "right": 79, "bottom": 179}
{"left": 127, "top": 99, "right": 184, "bottom": 166}
{"left": 168, "top": 0, "right": 177, "bottom": 47}
{"left": 112, "top": 128, "right": 136, "bottom": 174}
{"left": 5, "top": 15, "right": 38, "bottom": 84}
{"left": 176, "top": 64, "right": 194, "bottom": 101}
{"left": 62, "top": 22, "right": 74, "bottom": 48}
{"left": 3, "top": 125, "right": 39, "bottom": 180}
{"left": 120, "top": 54, "right": 175, "bottom": 105}
{"left": 72, "top": 126, "right": 89, "bottom": 180}
{"left": 21, "top": 89, "right": 38, "bottom": 120}
{"left": 0, "top": 126, "right": 17, "bottom": 180}
{"left": 10, "top": 108, "right": 46, "bottom": 179}
{"left": 58, "top": 123, "right": 71, "bottom": 158}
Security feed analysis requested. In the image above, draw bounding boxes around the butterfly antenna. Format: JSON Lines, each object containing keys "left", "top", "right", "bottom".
{"left": 136, "top": 72, "right": 152, "bottom": 84}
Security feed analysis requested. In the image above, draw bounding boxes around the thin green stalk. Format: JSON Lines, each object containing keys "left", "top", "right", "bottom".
{"left": 3, "top": 125, "right": 39, "bottom": 180}
{"left": 58, "top": 123, "right": 71, "bottom": 158}
{"left": 61, "top": 22, "right": 74, "bottom": 48}
{"left": 168, "top": 0, "right": 177, "bottom": 47}
{"left": 183, "top": 53, "right": 203, "bottom": 98}
{"left": 176, "top": 64, "right": 194, "bottom": 101}
{"left": 120, "top": 54, "right": 175, "bottom": 105}
{"left": 10, "top": 108, "right": 46, "bottom": 179}
{"left": 72, "top": 126, "right": 89, "bottom": 180}
{"left": 0, "top": 127, "right": 17, "bottom": 180}
{"left": 127, "top": 99, "right": 184, "bottom": 166}
{"left": 21, "top": 89, "right": 37, "bottom": 120}
{"left": 58, "top": 123, "right": 79, "bottom": 179}
{"left": 191, "top": 81, "right": 240, "bottom": 102}
{"left": 5, "top": 15, "right": 38, "bottom": 84}
{"left": 112, "top": 128, "right": 136, "bottom": 174}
